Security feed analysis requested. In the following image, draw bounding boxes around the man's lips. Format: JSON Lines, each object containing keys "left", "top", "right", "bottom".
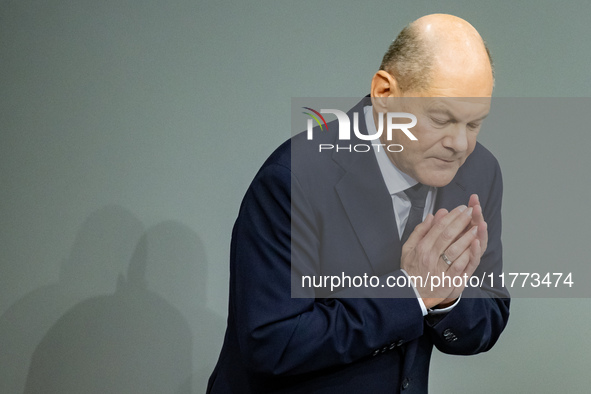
{"left": 432, "top": 157, "right": 455, "bottom": 163}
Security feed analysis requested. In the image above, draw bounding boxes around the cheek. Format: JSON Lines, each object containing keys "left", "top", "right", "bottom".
{"left": 458, "top": 140, "right": 477, "bottom": 165}
{"left": 466, "top": 138, "right": 477, "bottom": 155}
{"left": 400, "top": 143, "right": 421, "bottom": 163}
{"left": 409, "top": 137, "right": 437, "bottom": 158}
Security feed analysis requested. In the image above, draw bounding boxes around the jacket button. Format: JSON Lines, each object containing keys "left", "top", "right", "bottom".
{"left": 372, "top": 349, "right": 380, "bottom": 357}
{"left": 401, "top": 377, "right": 410, "bottom": 389}
{"left": 389, "top": 342, "right": 397, "bottom": 350}
{"left": 443, "top": 328, "right": 458, "bottom": 342}
{"left": 381, "top": 346, "right": 388, "bottom": 353}
{"left": 397, "top": 339, "right": 405, "bottom": 347}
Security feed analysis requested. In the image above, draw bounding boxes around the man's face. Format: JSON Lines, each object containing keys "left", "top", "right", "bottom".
{"left": 381, "top": 96, "right": 491, "bottom": 187}
{"left": 377, "top": 58, "right": 494, "bottom": 187}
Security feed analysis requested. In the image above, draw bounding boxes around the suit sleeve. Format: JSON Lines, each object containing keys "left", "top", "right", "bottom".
{"left": 424, "top": 156, "right": 510, "bottom": 354}
{"left": 231, "top": 162, "right": 425, "bottom": 376}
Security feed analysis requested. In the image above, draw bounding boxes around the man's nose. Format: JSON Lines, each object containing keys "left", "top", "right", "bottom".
{"left": 442, "top": 124, "right": 469, "bottom": 153}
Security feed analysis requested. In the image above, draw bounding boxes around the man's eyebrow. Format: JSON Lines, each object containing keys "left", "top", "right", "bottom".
{"left": 471, "top": 112, "right": 490, "bottom": 122}
{"left": 428, "top": 108, "right": 455, "bottom": 118}
{"left": 427, "top": 108, "right": 489, "bottom": 122}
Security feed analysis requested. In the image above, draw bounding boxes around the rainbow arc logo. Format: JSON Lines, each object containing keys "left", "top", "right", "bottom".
{"left": 302, "top": 107, "right": 329, "bottom": 131}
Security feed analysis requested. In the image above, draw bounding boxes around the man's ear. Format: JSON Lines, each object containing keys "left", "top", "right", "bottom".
{"left": 370, "top": 70, "right": 400, "bottom": 112}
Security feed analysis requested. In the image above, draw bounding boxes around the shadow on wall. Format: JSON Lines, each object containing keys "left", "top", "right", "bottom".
{"left": 0, "top": 206, "right": 224, "bottom": 393}
{"left": 135, "top": 221, "right": 224, "bottom": 393}
{"left": 0, "top": 205, "right": 144, "bottom": 394}
{"left": 122, "top": 220, "right": 225, "bottom": 393}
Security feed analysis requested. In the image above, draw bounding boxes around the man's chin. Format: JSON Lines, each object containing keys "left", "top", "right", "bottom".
{"left": 418, "top": 169, "right": 458, "bottom": 188}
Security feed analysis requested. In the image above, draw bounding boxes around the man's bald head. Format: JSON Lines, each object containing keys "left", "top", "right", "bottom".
{"left": 379, "top": 14, "right": 494, "bottom": 94}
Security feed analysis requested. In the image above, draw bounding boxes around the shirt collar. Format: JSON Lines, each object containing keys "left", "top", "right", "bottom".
{"left": 363, "top": 105, "right": 418, "bottom": 195}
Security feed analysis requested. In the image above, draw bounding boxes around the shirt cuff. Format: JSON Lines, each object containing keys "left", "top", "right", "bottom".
{"left": 400, "top": 269, "right": 428, "bottom": 316}
{"left": 399, "top": 269, "right": 462, "bottom": 316}
{"left": 427, "top": 294, "right": 461, "bottom": 315}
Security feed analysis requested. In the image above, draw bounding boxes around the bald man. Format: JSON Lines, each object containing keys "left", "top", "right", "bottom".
{"left": 208, "top": 14, "right": 510, "bottom": 394}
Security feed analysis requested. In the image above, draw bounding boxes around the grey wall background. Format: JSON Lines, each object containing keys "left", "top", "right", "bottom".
{"left": 1, "top": 0, "right": 590, "bottom": 393}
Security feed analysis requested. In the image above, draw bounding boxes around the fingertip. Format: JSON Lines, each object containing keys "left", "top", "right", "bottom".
{"left": 472, "top": 238, "right": 481, "bottom": 252}
{"left": 422, "top": 219, "right": 433, "bottom": 232}
{"left": 434, "top": 208, "right": 448, "bottom": 220}
{"left": 415, "top": 214, "right": 434, "bottom": 234}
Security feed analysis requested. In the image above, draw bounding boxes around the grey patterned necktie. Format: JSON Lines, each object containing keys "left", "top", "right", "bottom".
{"left": 400, "top": 183, "right": 429, "bottom": 245}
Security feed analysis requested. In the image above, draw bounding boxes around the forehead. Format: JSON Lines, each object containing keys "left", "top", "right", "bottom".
{"left": 417, "top": 97, "right": 491, "bottom": 120}
{"left": 426, "top": 56, "right": 494, "bottom": 98}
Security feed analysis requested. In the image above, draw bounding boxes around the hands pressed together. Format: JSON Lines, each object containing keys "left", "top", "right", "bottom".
{"left": 401, "top": 194, "right": 488, "bottom": 310}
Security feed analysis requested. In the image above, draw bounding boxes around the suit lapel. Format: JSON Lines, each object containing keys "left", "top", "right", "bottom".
{"left": 435, "top": 179, "right": 470, "bottom": 212}
{"left": 331, "top": 97, "right": 402, "bottom": 276}
{"left": 334, "top": 152, "right": 401, "bottom": 276}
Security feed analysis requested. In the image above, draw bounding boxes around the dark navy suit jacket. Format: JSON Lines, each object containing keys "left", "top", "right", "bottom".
{"left": 208, "top": 97, "right": 510, "bottom": 393}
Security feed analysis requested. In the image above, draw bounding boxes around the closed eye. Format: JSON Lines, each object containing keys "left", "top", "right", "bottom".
{"left": 431, "top": 117, "right": 450, "bottom": 126}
